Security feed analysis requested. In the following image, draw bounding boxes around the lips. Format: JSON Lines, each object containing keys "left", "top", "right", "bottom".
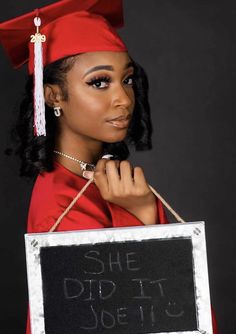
{"left": 106, "top": 115, "right": 131, "bottom": 128}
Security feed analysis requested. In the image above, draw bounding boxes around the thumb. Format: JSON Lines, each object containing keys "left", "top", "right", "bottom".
{"left": 82, "top": 170, "right": 94, "bottom": 180}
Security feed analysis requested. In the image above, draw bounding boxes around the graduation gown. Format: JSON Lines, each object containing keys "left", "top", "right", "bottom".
{"left": 26, "top": 162, "right": 218, "bottom": 333}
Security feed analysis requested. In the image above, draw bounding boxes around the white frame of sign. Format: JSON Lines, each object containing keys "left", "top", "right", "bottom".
{"left": 25, "top": 221, "right": 213, "bottom": 334}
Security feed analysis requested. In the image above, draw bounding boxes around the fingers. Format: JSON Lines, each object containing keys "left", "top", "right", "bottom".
{"left": 93, "top": 159, "right": 109, "bottom": 193}
{"left": 133, "top": 166, "right": 148, "bottom": 189}
{"left": 105, "top": 160, "right": 120, "bottom": 187}
{"left": 93, "top": 158, "right": 120, "bottom": 195}
{"left": 93, "top": 158, "right": 149, "bottom": 202}
{"left": 102, "top": 160, "right": 134, "bottom": 193}
{"left": 82, "top": 170, "right": 94, "bottom": 180}
{"left": 119, "top": 160, "right": 134, "bottom": 189}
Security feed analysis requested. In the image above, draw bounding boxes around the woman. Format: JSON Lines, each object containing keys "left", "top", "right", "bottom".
{"left": 25, "top": 50, "right": 168, "bottom": 334}
{"left": 0, "top": 0, "right": 218, "bottom": 333}
{"left": 25, "top": 50, "right": 168, "bottom": 236}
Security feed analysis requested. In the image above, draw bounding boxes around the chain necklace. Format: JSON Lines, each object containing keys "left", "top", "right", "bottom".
{"left": 53, "top": 150, "right": 96, "bottom": 171}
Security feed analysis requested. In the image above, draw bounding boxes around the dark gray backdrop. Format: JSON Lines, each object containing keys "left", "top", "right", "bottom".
{"left": 1, "top": 1, "right": 235, "bottom": 333}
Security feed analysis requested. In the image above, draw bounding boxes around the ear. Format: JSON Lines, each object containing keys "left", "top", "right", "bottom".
{"left": 44, "top": 84, "right": 63, "bottom": 108}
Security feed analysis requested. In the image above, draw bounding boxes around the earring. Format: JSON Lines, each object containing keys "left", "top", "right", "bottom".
{"left": 54, "top": 106, "right": 61, "bottom": 117}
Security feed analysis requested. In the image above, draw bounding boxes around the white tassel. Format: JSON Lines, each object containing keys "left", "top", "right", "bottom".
{"left": 31, "top": 17, "right": 46, "bottom": 136}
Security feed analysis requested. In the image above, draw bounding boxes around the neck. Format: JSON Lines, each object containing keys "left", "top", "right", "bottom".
{"left": 55, "top": 131, "right": 104, "bottom": 176}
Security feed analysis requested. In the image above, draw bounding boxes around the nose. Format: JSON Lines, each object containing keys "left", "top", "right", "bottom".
{"left": 112, "top": 84, "right": 134, "bottom": 110}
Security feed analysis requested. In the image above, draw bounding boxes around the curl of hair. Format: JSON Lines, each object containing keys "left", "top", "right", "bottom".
{"left": 9, "top": 56, "right": 152, "bottom": 177}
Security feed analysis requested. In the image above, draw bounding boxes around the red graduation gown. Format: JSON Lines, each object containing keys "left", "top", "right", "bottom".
{"left": 26, "top": 162, "right": 218, "bottom": 333}
{"left": 27, "top": 162, "right": 168, "bottom": 234}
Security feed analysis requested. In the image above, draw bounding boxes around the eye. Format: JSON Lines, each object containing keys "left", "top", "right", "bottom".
{"left": 123, "top": 75, "right": 134, "bottom": 85}
{"left": 86, "top": 76, "right": 111, "bottom": 89}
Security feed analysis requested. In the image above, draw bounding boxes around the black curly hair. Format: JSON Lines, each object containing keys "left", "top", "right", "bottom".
{"left": 9, "top": 55, "right": 153, "bottom": 178}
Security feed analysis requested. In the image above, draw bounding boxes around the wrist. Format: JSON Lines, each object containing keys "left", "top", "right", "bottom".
{"left": 126, "top": 200, "right": 157, "bottom": 225}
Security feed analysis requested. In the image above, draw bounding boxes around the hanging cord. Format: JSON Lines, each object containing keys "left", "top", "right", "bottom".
{"left": 148, "top": 185, "right": 185, "bottom": 223}
{"left": 49, "top": 178, "right": 185, "bottom": 232}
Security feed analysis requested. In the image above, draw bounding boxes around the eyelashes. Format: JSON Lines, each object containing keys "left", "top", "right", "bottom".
{"left": 86, "top": 76, "right": 111, "bottom": 89}
{"left": 86, "top": 75, "right": 134, "bottom": 89}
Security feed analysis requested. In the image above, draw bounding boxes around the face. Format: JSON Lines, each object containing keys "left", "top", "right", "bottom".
{"left": 56, "top": 51, "right": 135, "bottom": 144}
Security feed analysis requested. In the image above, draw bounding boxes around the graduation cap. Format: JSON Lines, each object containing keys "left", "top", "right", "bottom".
{"left": 0, "top": 0, "right": 127, "bottom": 136}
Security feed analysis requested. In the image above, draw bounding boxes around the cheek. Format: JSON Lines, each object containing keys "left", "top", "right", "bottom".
{"left": 130, "top": 90, "right": 135, "bottom": 110}
{"left": 124, "top": 86, "right": 135, "bottom": 109}
{"left": 69, "top": 89, "right": 110, "bottom": 118}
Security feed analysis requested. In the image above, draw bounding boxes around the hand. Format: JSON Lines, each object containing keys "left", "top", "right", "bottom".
{"left": 91, "top": 159, "right": 158, "bottom": 225}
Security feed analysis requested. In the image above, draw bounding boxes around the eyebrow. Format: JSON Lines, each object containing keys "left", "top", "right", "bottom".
{"left": 83, "top": 61, "right": 134, "bottom": 77}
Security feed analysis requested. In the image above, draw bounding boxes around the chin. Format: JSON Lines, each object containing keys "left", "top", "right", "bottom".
{"left": 103, "top": 132, "right": 128, "bottom": 143}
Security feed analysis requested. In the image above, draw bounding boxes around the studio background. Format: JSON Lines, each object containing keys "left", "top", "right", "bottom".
{"left": 0, "top": 0, "right": 235, "bottom": 333}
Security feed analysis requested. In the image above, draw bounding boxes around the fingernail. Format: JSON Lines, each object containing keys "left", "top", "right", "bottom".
{"left": 101, "top": 154, "right": 114, "bottom": 160}
{"left": 82, "top": 171, "right": 94, "bottom": 179}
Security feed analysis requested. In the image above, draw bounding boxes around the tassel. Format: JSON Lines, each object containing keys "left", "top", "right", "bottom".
{"left": 31, "top": 16, "right": 46, "bottom": 136}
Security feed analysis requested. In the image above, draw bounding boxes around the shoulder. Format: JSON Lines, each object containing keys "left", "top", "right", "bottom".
{"left": 27, "top": 163, "right": 84, "bottom": 231}
{"left": 31, "top": 162, "right": 86, "bottom": 197}
{"left": 27, "top": 162, "right": 110, "bottom": 233}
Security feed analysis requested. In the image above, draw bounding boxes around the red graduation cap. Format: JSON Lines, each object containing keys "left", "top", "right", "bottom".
{"left": 0, "top": 0, "right": 127, "bottom": 136}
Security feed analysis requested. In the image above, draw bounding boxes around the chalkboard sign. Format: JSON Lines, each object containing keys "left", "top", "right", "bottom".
{"left": 25, "top": 222, "right": 213, "bottom": 334}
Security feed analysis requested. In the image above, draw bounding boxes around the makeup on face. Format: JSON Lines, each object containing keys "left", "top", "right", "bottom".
{"left": 57, "top": 52, "right": 135, "bottom": 149}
